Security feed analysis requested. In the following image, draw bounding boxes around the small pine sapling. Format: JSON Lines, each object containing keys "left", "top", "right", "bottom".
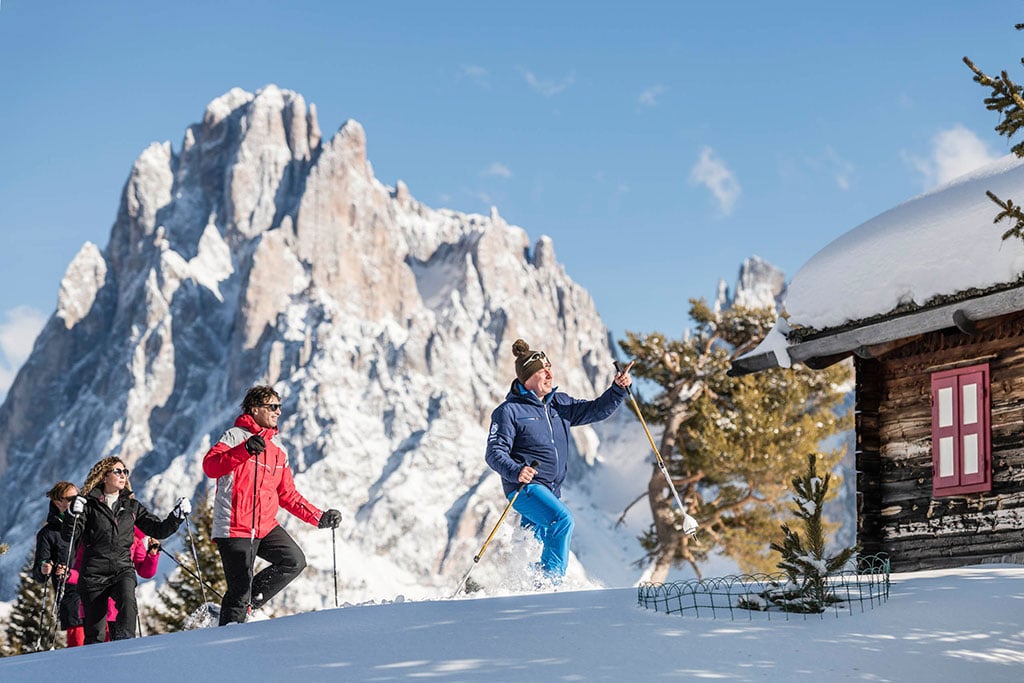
{"left": 739, "top": 454, "right": 858, "bottom": 613}
{"left": 770, "top": 454, "right": 858, "bottom": 612}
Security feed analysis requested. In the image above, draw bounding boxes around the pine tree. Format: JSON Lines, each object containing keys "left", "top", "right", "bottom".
{"left": 621, "top": 299, "right": 851, "bottom": 581}
{"left": 764, "top": 453, "right": 859, "bottom": 613}
{"left": 964, "top": 23, "right": 1024, "bottom": 241}
{"left": 144, "top": 500, "right": 226, "bottom": 634}
{"left": 1, "top": 555, "right": 62, "bottom": 656}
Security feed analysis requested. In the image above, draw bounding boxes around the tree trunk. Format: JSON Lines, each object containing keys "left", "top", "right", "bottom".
{"left": 647, "top": 461, "right": 680, "bottom": 584}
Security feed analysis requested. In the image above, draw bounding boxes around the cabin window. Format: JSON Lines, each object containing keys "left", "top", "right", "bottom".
{"left": 930, "top": 363, "right": 991, "bottom": 496}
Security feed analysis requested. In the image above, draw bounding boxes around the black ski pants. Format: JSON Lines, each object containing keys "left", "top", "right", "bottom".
{"left": 215, "top": 525, "right": 307, "bottom": 625}
{"left": 81, "top": 571, "right": 138, "bottom": 643}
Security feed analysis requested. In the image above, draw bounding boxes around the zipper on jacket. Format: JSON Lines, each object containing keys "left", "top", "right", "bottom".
{"left": 544, "top": 402, "right": 554, "bottom": 444}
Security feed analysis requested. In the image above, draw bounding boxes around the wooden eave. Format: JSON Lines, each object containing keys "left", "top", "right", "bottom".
{"left": 730, "top": 284, "right": 1024, "bottom": 375}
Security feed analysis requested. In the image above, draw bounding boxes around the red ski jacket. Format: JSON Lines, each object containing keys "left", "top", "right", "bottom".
{"left": 203, "top": 413, "right": 322, "bottom": 539}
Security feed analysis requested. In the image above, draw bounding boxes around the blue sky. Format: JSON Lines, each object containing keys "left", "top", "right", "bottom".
{"left": 1, "top": 1, "right": 1022, "bottom": 392}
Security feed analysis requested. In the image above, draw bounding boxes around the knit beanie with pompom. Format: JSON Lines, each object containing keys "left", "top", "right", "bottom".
{"left": 512, "top": 339, "right": 548, "bottom": 384}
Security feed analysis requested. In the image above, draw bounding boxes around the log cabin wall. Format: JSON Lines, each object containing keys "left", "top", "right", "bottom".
{"left": 855, "top": 312, "right": 1024, "bottom": 571}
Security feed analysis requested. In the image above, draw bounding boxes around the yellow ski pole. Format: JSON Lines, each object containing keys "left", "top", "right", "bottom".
{"left": 452, "top": 460, "right": 539, "bottom": 597}
{"left": 614, "top": 361, "right": 699, "bottom": 538}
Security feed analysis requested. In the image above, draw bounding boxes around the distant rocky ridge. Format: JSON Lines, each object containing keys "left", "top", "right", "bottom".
{"left": 0, "top": 85, "right": 849, "bottom": 606}
{"left": 715, "top": 255, "right": 787, "bottom": 312}
{"left": 0, "top": 85, "right": 632, "bottom": 604}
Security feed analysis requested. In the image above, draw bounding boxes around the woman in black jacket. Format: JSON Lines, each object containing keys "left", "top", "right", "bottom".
{"left": 33, "top": 480, "right": 85, "bottom": 646}
{"left": 64, "top": 456, "right": 191, "bottom": 644}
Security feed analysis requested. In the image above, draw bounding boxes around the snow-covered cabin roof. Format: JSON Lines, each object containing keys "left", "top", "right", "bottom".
{"left": 732, "top": 154, "right": 1024, "bottom": 375}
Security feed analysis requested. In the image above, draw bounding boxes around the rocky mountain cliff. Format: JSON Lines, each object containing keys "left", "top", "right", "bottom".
{"left": 0, "top": 85, "right": 632, "bottom": 605}
{"left": 0, "top": 85, "right": 851, "bottom": 608}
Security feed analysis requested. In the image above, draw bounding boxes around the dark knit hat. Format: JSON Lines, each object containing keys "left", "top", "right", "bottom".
{"left": 513, "top": 339, "right": 548, "bottom": 384}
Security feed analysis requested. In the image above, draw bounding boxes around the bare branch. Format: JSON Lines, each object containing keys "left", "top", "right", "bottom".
{"left": 615, "top": 491, "right": 650, "bottom": 528}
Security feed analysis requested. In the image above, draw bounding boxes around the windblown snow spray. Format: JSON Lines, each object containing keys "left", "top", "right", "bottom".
{"left": 451, "top": 460, "right": 539, "bottom": 597}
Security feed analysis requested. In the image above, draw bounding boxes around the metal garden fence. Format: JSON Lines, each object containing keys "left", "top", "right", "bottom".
{"left": 636, "top": 553, "right": 890, "bottom": 620}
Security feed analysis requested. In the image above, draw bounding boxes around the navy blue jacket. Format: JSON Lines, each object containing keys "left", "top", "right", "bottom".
{"left": 485, "top": 380, "right": 627, "bottom": 497}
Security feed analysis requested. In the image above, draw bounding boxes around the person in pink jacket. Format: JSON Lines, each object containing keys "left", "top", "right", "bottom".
{"left": 131, "top": 527, "right": 161, "bottom": 580}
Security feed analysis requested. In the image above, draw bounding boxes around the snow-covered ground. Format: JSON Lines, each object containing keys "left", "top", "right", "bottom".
{"left": 2, "top": 565, "right": 1021, "bottom": 681}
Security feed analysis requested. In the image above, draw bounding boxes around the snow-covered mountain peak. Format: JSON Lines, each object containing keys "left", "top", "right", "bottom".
{"left": 0, "top": 86, "right": 632, "bottom": 605}
{"left": 57, "top": 242, "right": 107, "bottom": 330}
{"left": 715, "top": 255, "right": 786, "bottom": 311}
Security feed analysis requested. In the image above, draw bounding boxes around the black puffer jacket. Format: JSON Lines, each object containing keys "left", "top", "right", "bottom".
{"left": 62, "top": 487, "right": 181, "bottom": 601}
{"left": 33, "top": 503, "right": 82, "bottom": 629}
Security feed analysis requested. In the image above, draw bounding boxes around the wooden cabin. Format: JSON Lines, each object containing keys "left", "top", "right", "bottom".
{"left": 732, "top": 157, "right": 1024, "bottom": 571}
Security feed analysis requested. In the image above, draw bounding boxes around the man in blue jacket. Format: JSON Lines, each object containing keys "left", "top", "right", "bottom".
{"left": 485, "top": 338, "right": 633, "bottom": 580}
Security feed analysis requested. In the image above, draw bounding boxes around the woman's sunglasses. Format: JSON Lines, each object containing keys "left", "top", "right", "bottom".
{"left": 108, "top": 468, "right": 130, "bottom": 477}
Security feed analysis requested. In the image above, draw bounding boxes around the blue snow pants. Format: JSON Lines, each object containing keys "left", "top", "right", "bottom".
{"left": 510, "top": 483, "right": 575, "bottom": 576}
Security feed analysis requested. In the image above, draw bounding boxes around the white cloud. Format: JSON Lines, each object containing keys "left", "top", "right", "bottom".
{"left": 459, "top": 65, "right": 489, "bottom": 88}
{"left": 482, "top": 162, "right": 512, "bottom": 179}
{"left": 638, "top": 85, "right": 667, "bottom": 107}
{"left": 824, "top": 146, "right": 855, "bottom": 191}
{"left": 0, "top": 305, "right": 47, "bottom": 395}
{"left": 522, "top": 69, "right": 575, "bottom": 96}
{"left": 907, "top": 125, "right": 1000, "bottom": 189}
{"left": 689, "top": 146, "right": 741, "bottom": 215}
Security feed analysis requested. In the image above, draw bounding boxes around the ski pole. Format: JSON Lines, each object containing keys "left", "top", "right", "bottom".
{"left": 452, "top": 460, "right": 539, "bottom": 598}
{"left": 614, "top": 361, "right": 699, "bottom": 538}
{"left": 248, "top": 448, "right": 259, "bottom": 613}
{"left": 332, "top": 526, "right": 339, "bottom": 608}
{"left": 33, "top": 578, "right": 50, "bottom": 652}
{"left": 183, "top": 514, "right": 209, "bottom": 605}
{"left": 50, "top": 510, "right": 80, "bottom": 649}
{"left": 158, "top": 546, "right": 224, "bottom": 600}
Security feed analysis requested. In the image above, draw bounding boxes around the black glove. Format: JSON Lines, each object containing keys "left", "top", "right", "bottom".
{"left": 318, "top": 509, "right": 342, "bottom": 529}
{"left": 246, "top": 434, "right": 265, "bottom": 456}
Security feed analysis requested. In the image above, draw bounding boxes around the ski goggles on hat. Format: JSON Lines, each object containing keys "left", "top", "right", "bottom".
{"left": 523, "top": 351, "right": 548, "bottom": 366}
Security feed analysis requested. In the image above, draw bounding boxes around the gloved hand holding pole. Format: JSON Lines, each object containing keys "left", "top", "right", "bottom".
{"left": 614, "top": 360, "right": 699, "bottom": 538}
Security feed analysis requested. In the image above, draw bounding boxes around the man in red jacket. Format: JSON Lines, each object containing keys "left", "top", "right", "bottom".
{"left": 204, "top": 385, "right": 342, "bottom": 625}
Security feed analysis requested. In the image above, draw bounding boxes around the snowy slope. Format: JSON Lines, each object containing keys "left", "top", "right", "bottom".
{"left": 1, "top": 566, "right": 1022, "bottom": 681}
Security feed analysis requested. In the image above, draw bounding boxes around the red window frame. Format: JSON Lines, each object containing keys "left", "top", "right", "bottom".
{"left": 930, "top": 363, "right": 991, "bottom": 496}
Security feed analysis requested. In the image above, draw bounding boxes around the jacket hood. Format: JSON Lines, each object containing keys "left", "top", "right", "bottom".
{"left": 234, "top": 412, "right": 278, "bottom": 437}
{"left": 45, "top": 501, "right": 64, "bottom": 527}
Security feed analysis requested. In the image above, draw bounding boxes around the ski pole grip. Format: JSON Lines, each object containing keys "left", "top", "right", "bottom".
{"left": 613, "top": 360, "right": 632, "bottom": 381}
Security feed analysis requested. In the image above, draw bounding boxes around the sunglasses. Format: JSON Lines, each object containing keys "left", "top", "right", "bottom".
{"left": 108, "top": 468, "right": 130, "bottom": 477}
{"left": 61, "top": 495, "right": 78, "bottom": 502}
{"left": 259, "top": 403, "right": 283, "bottom": 412}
